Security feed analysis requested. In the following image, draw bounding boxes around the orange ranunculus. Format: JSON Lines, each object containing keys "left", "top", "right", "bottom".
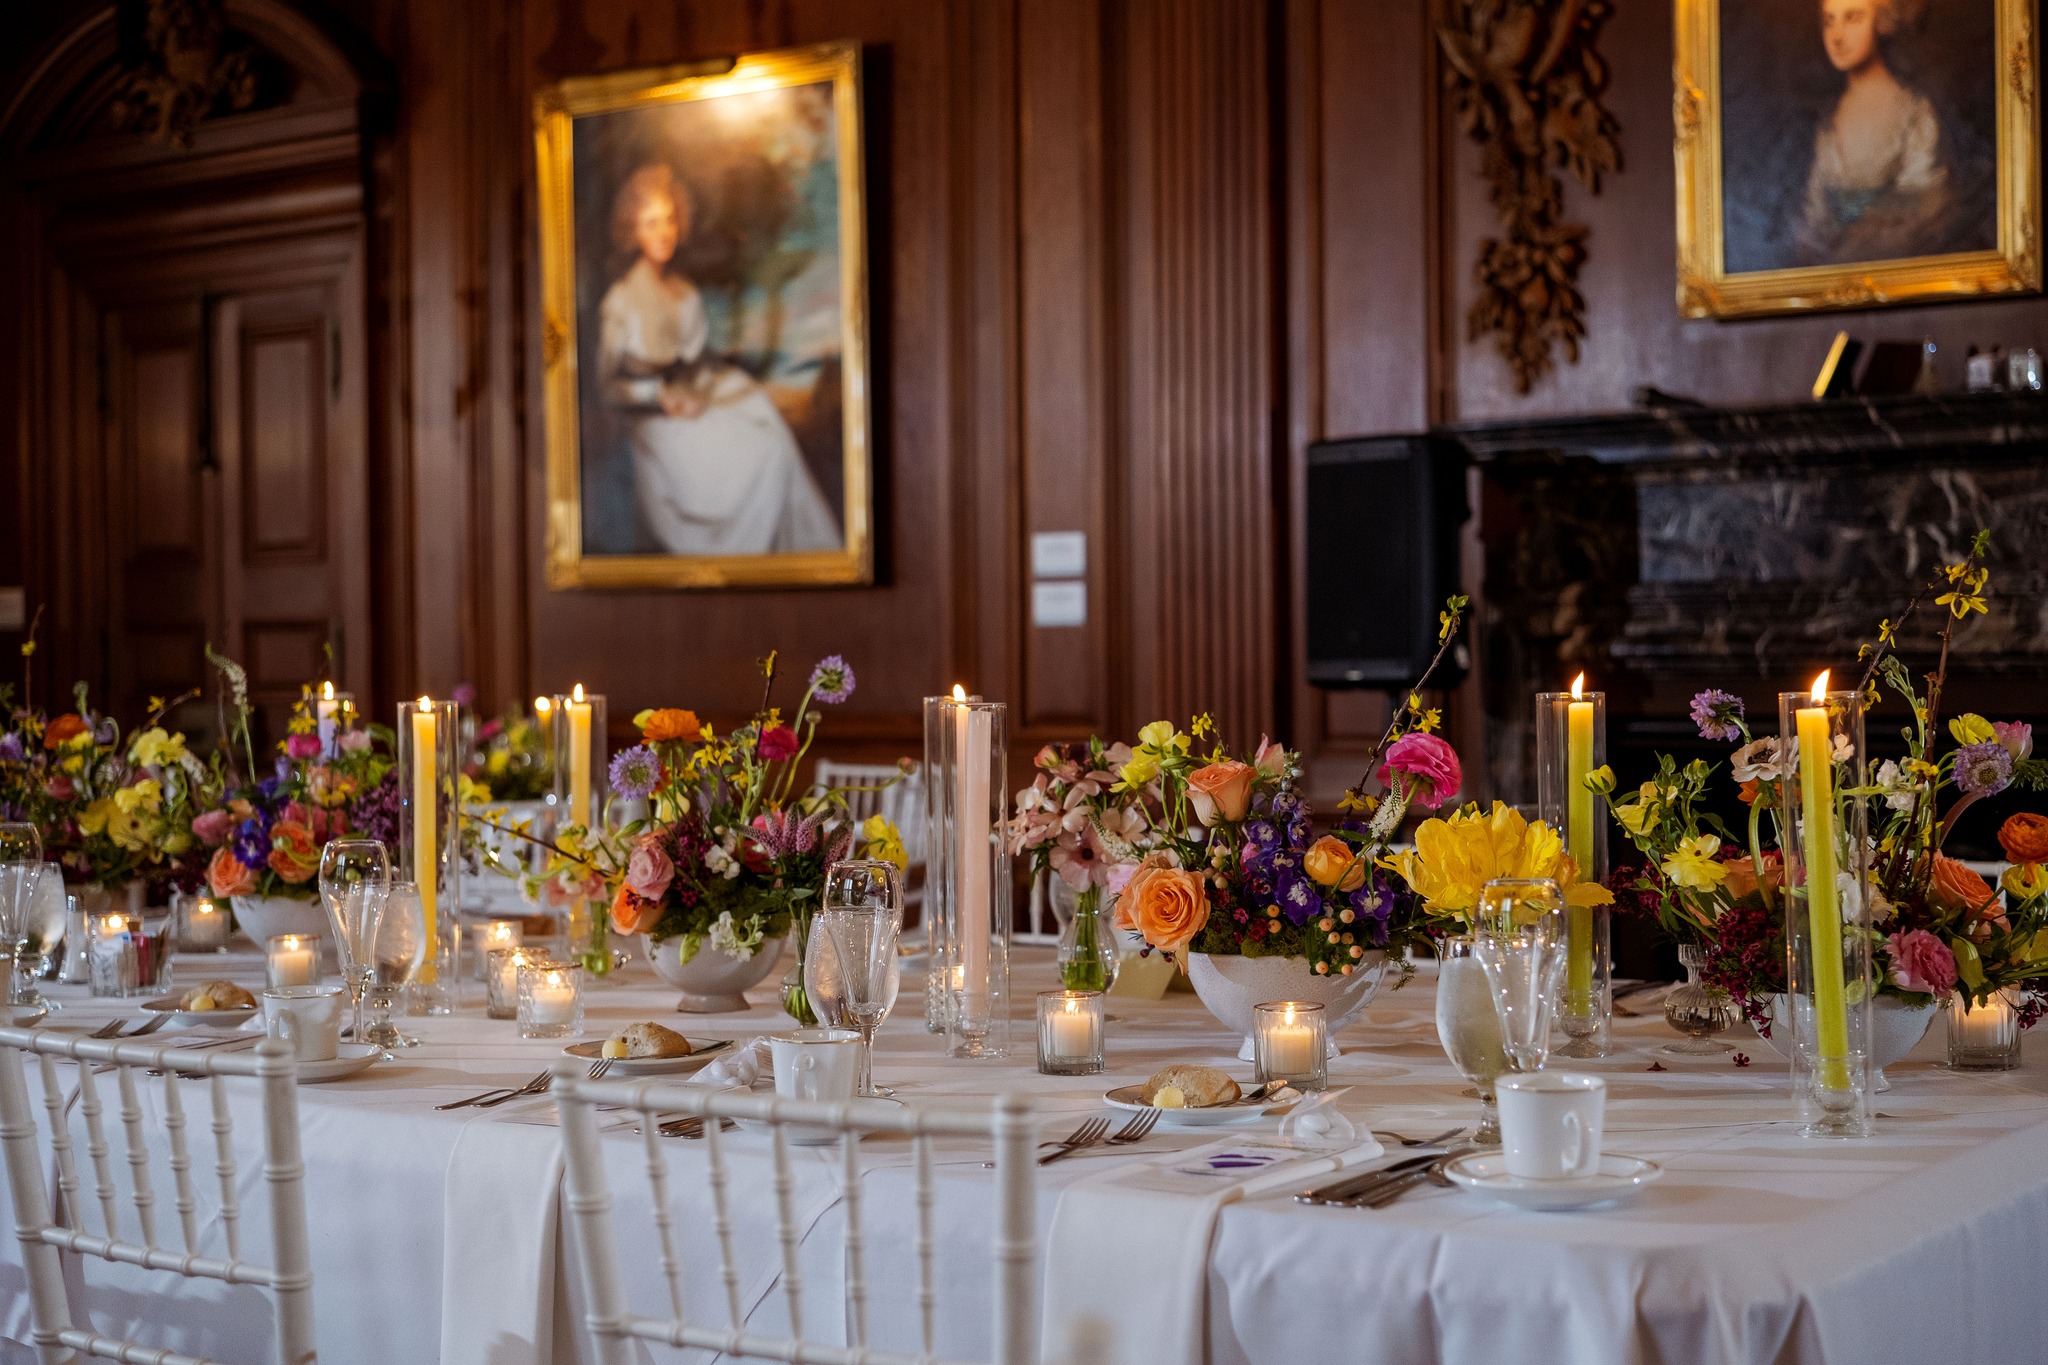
{"left": 610, "top": 882, "right": 665, "bottom": 936}
{"left": 43, "top": 714, "right": 89, "bottom": 750}
{"left": 1111, "top": 852, "right": 1210, "bottom": 956}
{"left": 1303, "top": 834, "right": 1367, "bottom": 892}
{"left": 641, "top": 708, "right": 703, "bottom": 744}
{"left": 207, "top": 847, "right": 258, "bottom": 899}
{"left": 1721, "top": 850, "right": 1783, "bottom": 902}
{"left": 266, "top": 821, "right": 321, "bottom": 884}
{"left": 1998, "top": 812, "right": 2048, "bottom": 865}
{"left": 1929, "top": 854, "right": 1997, "bottom": 914}
{"left": 1185, "top": 760, "right": 1256, "bottom": 825}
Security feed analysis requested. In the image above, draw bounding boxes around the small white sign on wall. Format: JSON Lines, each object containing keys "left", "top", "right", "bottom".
{"left": 1031, "top": 580, "right": 1087, "bottom": 628}
{"left": 1030, "top": 531, "right": 1087, "bottom": 579}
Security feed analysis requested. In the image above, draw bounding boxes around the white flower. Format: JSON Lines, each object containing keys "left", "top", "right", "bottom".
{"left": 704, "top": 843, "right": 738, "bottom": 879}
{"left": 1731, "top": 737, "right": 1788, "bottom": 784}
{"left": 707, "top": 910, "right": 763, "bottom": 958}
{"left": 1874, "top": 760, "right": 1916, "bottom": 813}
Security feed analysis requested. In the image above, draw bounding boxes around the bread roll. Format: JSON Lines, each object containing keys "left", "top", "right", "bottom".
{"left": 179, "top": 980, "right": 256, "bottom": 1011}
{"left": 1140, "top": 1064, "right": 1239, "bottom": 1108}
{"left": 601, "top": 1021, "right": 694, "bottom": 1059}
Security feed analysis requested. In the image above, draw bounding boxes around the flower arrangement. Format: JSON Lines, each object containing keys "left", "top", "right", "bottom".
{"left": 1382, "top": 800, "right": 1613, "bottom": 927}
{"left": 464, "top": 704, "right": 554, "bottom": 802}
{"left": 196, "top": 658, "right": 398, "bottom": 903}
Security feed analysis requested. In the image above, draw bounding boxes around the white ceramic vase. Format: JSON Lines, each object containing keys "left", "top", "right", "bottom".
{"left": 642, "top": 932, "right": 789, "bottom": 1013}
{"left": 232, "top": 894, "right": 328, "bottom": 945}
{"left": 1185, "top": 949, "right": 1389, "bottom": 1059}
{"left": 1756, "top": 993, "right": 1940, "bottom": 1090}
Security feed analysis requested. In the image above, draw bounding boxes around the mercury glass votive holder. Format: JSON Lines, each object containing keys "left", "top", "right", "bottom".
{"left": 1036, "top": 990, "right": 1104, "bottom": 1075}
{"left": 176, "top": 892, "right": 232, "bottom": 953}
{"left": 517, "top": 960, "right": 583, "bottom": 1038}
{"left": 266, "top": 934, "right": 321, "bottom": 989}
{"left": 472, "top": 918, "right": 523, "bottom": 981}
{"left": 488, "top": 946, "right": 544, "bottom": 1020}
{"left": 1252, "top": 1000, "right": 1327, "bottom": 1091}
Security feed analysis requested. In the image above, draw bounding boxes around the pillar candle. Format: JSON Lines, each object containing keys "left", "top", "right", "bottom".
{"left": 1795, "top": 673, "right": 1850, "bottom": 1090}
{"left": 1047, "top": 996, "right": 1092, "bottom": 1057}
{"left": 412, "top": 698, "right": 439, "bottom": 985}
{"left": 317, "top": 682, "right": 341, "bottom": 757}
{"left": 1565, "top": 674, "right": 1595, "bottom": 1010}
{"left": 1264, "top": 1005, "right": 1317, "bottom": 1075}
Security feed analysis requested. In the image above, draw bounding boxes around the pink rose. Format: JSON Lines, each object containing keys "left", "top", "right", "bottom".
{"left": 1186, "top": 760, "right": 1256, "bottom": 825}
{"left": 1995, "top": 721, "right": 2034, "bottom": 763}
{"left": 339, "top": 730, "right": 372, "bottom": 753}
{"left": 44, "top": 775, "right": 74, "bottom": 802}
{"left": 285, "top": 733, "right": 322, "bottom": 760}
{"left": 757, "top": 725, "right": 800, "bottom": 763}
{"left": 1251, "top": 736, "right": 1287, "bottom": 777}
{"left": 1376, "top": 732, "right": 1462, "bottom": 810}
{"left": 1887, "top": 928, "right": 1957, "bottom": 995}
{"left": 624, "top": 836, "right": 675, "bottom": 901}
{"left": 207, "top": 848, "right": 258, "bottom": 899}
{"left": 192, "top": 809, "right": 235, "bottom": 848}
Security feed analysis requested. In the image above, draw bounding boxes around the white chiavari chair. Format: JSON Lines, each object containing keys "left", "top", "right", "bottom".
{"left": 0, "top": 1026, "right": 316, "bottom": 1365}
{"left": 553, "top": 1059, "right": 1037, "bottom": 1365}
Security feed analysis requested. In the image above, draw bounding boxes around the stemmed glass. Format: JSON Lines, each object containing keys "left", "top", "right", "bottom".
{"left": 318, "top": 839, "right": 391, "bottom": 1045}
{"left": 362, "top": 882, "right": 427, "bottom": 1049}
{"left": 17, "top": 869, "right": 66, "bottom": 1011}
{"left": 818, "top": 859, "right": 903, "bottom": 1098}
{"left": 1471, "top": 878, "right": 1568, "bottom": 1074}
{"left": 0, "top": 824, "right": 46, "bottom": 1012}
{"left": 1435, "top": 934, "right": 1509, "bottom": 1145}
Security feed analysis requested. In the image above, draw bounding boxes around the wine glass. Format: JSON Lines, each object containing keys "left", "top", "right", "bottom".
{"left": 1471, "top": 878, "right": 1568, "bottom": 1075}
{"left": 319, "top": 839, "right": 391, "bottom": 1044}
{"left": 362, "top": 882, "right": 427, "bottom": 1049}
{"left": 819, "top": 859, "right": 903, "bottom": 1097}
{"left": 15, "top": 866, "right": 66, "bottom": 1011}
{"left": 0, "top": 824, "right": 46, "bottom": 1011}
{"left": 1435, "top": 934, "right": 1509, "bottom": 1145}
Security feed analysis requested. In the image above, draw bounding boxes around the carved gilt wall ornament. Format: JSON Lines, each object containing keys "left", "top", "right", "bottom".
{"left": 1436, "top": 0, "right": 1622, "bottom": 393}
{"left": 110, "top": 0, "right": 259, "bottom": 147}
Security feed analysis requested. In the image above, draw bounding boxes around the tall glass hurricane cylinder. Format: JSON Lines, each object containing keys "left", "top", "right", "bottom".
{"left": 397, "top": 698, "right": 461, "bottom": 994}
{"left": 1535, "top": 684, "right": 1611, "bottom": 1057}
{"left": 1777, "top": 680, "right": 1874, "bottom": 1139}
{"left": 550, "top": 689, "right": 609, "bottom": 972}
{"left": 921, "top": 694, "right": 955, "bottom": 1033}
{"left": 933, "top": 692, "right": 1011, "bottom": 1059}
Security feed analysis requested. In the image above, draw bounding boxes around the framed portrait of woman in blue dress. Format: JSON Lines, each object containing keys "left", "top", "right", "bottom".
{"left": 536, "top": 42, "right": 872, "bottom": 587}
{"left": 1675, "top": 0, "right": 2039, "bottom": 319}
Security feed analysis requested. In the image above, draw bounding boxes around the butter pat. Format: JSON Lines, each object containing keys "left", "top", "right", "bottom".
{"left": 1153, "top": 1085, "right": 1186, "bottom": 1109}
{"left": 601, "top": 1037, "right": 629, "bottom": 1059}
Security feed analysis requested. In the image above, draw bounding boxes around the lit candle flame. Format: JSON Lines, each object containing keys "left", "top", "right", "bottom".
{"left": 321, "top": 680, "right": 334, "bottom": 700}
{"left": 1284, "top": 1003, "right": 1298, "bottom": 1026}
{"left": 1570, "top": 672, "right": 1586, "bottom": 699}
{"left": 533, "top": 696, "right": 552, "bottom": 714}
{"left": 571, "top": 683, "right": 585, "bottom": 703}
{"left": 417, "top": 695, "right": 432, "bottom": 709}
{"left": 107, "top": 915, "right": 125, "bottom": 933}
{"left": 952, "top": 683, "right": 967, "bottom": 702}
{"left": 1810, "top": 670, "right": 1831, "bottom": 702}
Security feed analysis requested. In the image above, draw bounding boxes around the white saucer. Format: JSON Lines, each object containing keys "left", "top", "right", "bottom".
{"left": 1102, "top": 1084, "right": 1293, "bottom": 1128}
{"left": 1443, "top": 1152, "right": 1662, "bottom": 1210}
{"left": 295, "top": 1043, "right": 382, "bottom": 1084}
{"left": 561, "top": 1038, "right": 733, "bottom": 1075}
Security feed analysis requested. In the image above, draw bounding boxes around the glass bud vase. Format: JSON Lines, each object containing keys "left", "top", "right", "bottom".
{"left": 1660, "top": 944, "right": 1741, "bottom": 1055}
{"left": 783, "top": 908, "right": 819, "bottom": 1026}
{"left": 1056, "top": 886, "right": 1117, "bottom": 992}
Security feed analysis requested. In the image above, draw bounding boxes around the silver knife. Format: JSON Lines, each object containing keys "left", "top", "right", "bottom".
{"left": 1296, "top": 1153, "right": 1436, "bottom": 1205}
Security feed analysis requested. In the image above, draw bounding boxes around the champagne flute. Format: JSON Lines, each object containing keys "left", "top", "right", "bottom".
{"left": 362, "top": 882, "right": 427, "bottom": 1049}
{"left": 1471, "top": 878, "right": 1568, "bottom": 1075}
{"left": 0, "top": 824, "right": 45, "bottom": 1011}
{"left": 319, "top": 839, "right": 391, "bottom": 1044}
{"left": 819, "top": 859, "right": 903, "bottom": 1097}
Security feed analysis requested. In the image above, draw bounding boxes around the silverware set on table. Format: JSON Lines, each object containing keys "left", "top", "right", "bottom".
{"left": 1296, "top": 1128, "right": 1473, "bottom": 1209}
{"left": 436, "top": 1071, "right": 554, "bottom": 1111}
{"left": 1034, "top": 1109, "right": 1162, "bottom": 1166}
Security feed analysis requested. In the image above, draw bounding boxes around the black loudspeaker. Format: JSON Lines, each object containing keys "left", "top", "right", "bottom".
{"left": 1304, "top": 434, "right": 1470, "bottom": 690}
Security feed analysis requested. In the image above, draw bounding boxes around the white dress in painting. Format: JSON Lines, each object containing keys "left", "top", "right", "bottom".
{"left": 600, "top": 259, "right": 841, "bottom": 556}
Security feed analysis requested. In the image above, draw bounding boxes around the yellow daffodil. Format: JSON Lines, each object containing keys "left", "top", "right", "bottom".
{"left": 127, "top": 727, "right": 187, "bottom": 769}
{"left": 1949, "top": 714, "right": 1997, "bottom": 746}
{"left": 2002, "top": 862, "right": 2048, "bottom": 904}
{"left": 1381, "top": 801, "right": 1613, "bottom": 918}
{"left": 860, "top": 814, "right": 908, "bottom": 871}
{"left": 1661, "top": 835, "right": 1728, "bottom": 891}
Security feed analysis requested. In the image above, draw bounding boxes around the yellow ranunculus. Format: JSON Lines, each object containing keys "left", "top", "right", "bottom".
{"left": 860, "top": 814, "right": 908, "bottom": 872}
{"left": 113, "top": 779, "right": 162, "bottom": 816}
{"left": 1949, "top": 714, "right": 1997, "bottom": 746}
{"left": 128, "top": 726, "right": 187, "bottom": 769}
{"left": 2003, "top": 862, "right": 2048, "bottom": 904}
{"left": 1381, "top": 801, "right": 1613, "bottom": 918}
{"left": 1661, "top": 835, "right": 1728, "bottom": 891}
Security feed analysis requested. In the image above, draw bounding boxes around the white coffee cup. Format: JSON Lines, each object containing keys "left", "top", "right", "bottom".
{"left": 769, "top": 1028, "right": 862, "bottom": 1103}
{"left": 261, "top": 984, "right": 345, "bottom": 1063}
{"left": 1497, "top": 1071, "right": 1605, "bottom": 1180}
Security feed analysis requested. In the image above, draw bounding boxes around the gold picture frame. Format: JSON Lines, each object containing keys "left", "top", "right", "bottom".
{"left": 536, "top": 42, "right": 873, "bottom": 588}
{"left": 1675, "top": 0, "right": 2039, "bottom": 320}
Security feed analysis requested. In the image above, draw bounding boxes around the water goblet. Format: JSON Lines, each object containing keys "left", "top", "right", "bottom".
{"left": 15, "top": 864, "right": 66, "bottom": 1011}
{"left": 318, "top": 839, "right": 391, "bottom": 1044}
{"left": 819, "top": 859, "right": 904, "bottom": 1098}
{"left": 1471, "top": 878, "right": 1569, "bottom": 1075}
{"left": 1435, "top": 934, "right": 1509, "bottom": 1145}
{"left": 0, "top": 824, "right": 46, "bottom": 1011}
{"left": 363, "top": 882, "right": 428, "bottom": 1049}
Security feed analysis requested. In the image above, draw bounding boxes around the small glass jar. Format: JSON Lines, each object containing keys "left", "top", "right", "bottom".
{"left": 176, "top": 892, "right": 232, "bottom": 953}
{"left": 472, "top": 918, "right": 523, "bottom": 981}
{"left": 1252, "top": 1000, "right": 1327, "bottom": 1091}
{"left": 1660, "top": 943, "right": 1741, "bottom": 1055}
{"left": 267, "top": 935, "right": 321, "bottom": 989}
{"left": 1036, "top": 990, "right": 1104, "bottom": 1075}
{"left": 518, "top": 960, "right": 582, "bottom": 1038}
{"left": 488, "top": 946, "right": 545, "bottom": 1020}
{"left": 1946, "top": 989, "right": 2021, "bottom": 1070}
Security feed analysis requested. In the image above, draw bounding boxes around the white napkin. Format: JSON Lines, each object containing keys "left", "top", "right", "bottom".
{"left": 1040, "top": 1134, "right": 1384, "bottom": 1365}
{"left": 693, "top": 1035, "right": 773, "bottom": 1088}
{"left": 441, "top": 1120, "right": 562, "bottom": 1365}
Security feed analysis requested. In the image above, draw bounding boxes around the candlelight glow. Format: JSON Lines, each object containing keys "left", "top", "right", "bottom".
{"left": 321, "top": 680, "right": 334, "bottom": 700}
{"left": 417, "top": 695, "right": 432, "bottom": 708}
{"left": 571, "top": 683, "right": 585, "bottom": 703}
{"left": 1810, "top": 670, "right": 1830, "bottom": 702}
{"left": 1570, "top": 673, "right": 1585, "bottom": 699}
{"left": 534, "top": 696, "right": 552, "bottom": 714}
{"left": 952, "top": 683, "right": 967, "bottom": 701}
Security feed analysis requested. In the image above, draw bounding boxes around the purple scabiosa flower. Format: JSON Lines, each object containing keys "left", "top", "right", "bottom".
{"left": 0, "top": 734, "right": 21, "bottom": 763}
{"left": 608, "top": 744, "right": 661, "bottom": 800}
{"left": 1955, "top": 741, "right": 2014, "bottom": 797}
{"left": 1690, "top": 689, "right": 1745, "bottom": 742}
{"left": 452, "top": 682, "right": 478, "bottom": 708}
{"left": 809, "top": 655, "right": 856, "bottom": 705}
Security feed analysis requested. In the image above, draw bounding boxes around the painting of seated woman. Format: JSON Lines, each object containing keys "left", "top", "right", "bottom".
{"left": 537, "top": 43, "right": 872, "bottom": 587}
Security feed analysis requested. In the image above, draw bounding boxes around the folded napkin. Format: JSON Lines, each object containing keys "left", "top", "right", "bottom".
{"left": 692, "top": 1035, "right": 773, "bottom": 1088}
{"left": 1040, "top": 1133, "right": 1384, "bottom": 1365}
{"left": 442, "top": 1120, "right": 563, "bottom": 1365}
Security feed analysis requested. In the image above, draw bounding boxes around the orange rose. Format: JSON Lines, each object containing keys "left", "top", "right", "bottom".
{"left": 265, "top": 821, "right": 321, "bottom": 884}
{"left": 641, "top": 709, "right": 703, "bottom": 744}
{"left": 609, "top": 882, "right": 665, "bottom": 936}
{"left": 1929, "top": 854, "right": 1996, "bottom": 914}
{"left": 1998, "top": 813, "right": 2048, "bottom": 865}
{"left": 1721, "top": 850, "right": 1782, "bottom": 901}
{"left": 1303, "top": 834, "right": 1367, "bottom": 892}
{"left": 1112, "top": 852, "right": 1210, "bottom": 956}
{"left": 43, "top": 714, "right": 88, "bottom": 750}
{"left": 1185, "top": 760, "right": 1256, "bottom": 825}
{"left": 207, "top": 847, "right": 258, "bottom": 898}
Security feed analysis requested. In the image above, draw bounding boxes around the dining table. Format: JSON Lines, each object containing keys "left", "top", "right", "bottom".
{"left": 3, "top": 934, "right": 2047, "bottom": 1365}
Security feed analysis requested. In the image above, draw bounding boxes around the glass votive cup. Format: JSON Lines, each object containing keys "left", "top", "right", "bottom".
{"left": 176, "top": 892, "right": 232, "bottom": 953}
{"left": 1946, "top": 989, "right": 2022, "bottom": 1070}
{"left": 89, "top": 913, "right": 140, "bottom": 998}
{"left": 518, "top": 960, "right": 582, "bottom": 1038}
{"left": 472, "top": 919, "right": 524, "bottom": 980}
{"left": 1252, "top": 1000, "right": 1327, "bottom": 1091}
{"left": 267, "top": 934, "right": 321, "bottom": 989}
{"left": 488, "top": 946, "right": 545, "bottom": 1020}
{"left": 1036, "top": 989, "right": 1104, "bottom": 1075}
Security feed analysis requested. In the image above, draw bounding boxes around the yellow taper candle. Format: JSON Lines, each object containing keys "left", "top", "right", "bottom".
{"left": 953, "top": 685, "right": 991, "bottom": 1007}
{"left": 1795, "top": 671, "right": 1850, "bottom": 1090}
{"left": 567, "top": 684, "right": 593, "bottom": 827}
{"left": 411, "top": 697, "right": 438, "bottom": 985}
{"left": 1565, "top": 673, "right": 1595, "bottom": 1010}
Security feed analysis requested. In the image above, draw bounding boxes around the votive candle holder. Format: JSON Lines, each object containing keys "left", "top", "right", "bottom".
{"left": 518, "top": 960, "right": 583, "bottom": 1038}
{"left": 1946, "top": 989, "right": 2022, "bottom": 1070}
{"left": 267, "top": 934, "right": 320, "bottom": 989}
{"left": 177, "top": 893, "right": 232, "bottom": 953}
{"left": 1252, "top": 1000, "right": 1327, "bottom": 1091}
{"left": 488, "top": 946, "right": 545, "bottom": 1020}
{"left": 472, "top": 918, "right": 523, "bottom": 980}
{"left": 1036, "top": 990, "right": 1104, "bottom": 1075}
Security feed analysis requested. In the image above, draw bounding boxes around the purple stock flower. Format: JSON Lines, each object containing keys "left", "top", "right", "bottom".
{"left": 809, "top": 655, "right": 856, "bottom": 705}
{"left": 1955, "top": 741, "right": 2014, "bottom": 797}
{"left": 351, "top": 776, "right": 401, "bottom": 848}
{"left": 608, "top": 745, "right": 661, "bottom": 800}
{"left": 1690, "top": 689, "right": 1745, "bottom": 742}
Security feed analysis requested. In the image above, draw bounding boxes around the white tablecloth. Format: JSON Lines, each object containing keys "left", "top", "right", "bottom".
{"left": 4, "top": 941, "right": 2047, "bottom": 1364}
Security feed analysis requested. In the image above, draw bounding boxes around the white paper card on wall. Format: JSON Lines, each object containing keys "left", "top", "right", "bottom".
{"left": 0, "top": 588, "right": 22, "bottom": 631}
{"left": 1032, "top": 580, "right": 1088, "bottom": 628}
{"left": 1031, "top": 531, "right": 1087, "bottom": 579}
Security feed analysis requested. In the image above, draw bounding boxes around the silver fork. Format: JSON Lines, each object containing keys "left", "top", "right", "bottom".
{"left": 436, "top": 1071, "right": 550, "bottom": 1111}
{"left": 1373, "top": 1126, "right": 1466, "bottom": 1148}
{"left": 587, "top": 1058, "right": 614, "bottom": 1079}
{"left": 1105, "top": 1109, "right": 1161, "bottom": 1146}
{"left": 89, "top": 1019, "right": 129, "bottom": 1039}
{"left": 130, "top": 1014, "right": 174, "bottom": 1038}
{"left": 1037, "top": 1116, "right": 1110, "bottom": 1166}
{"left": 473, "top": 1072, "right": 554, "bottom": 1109}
